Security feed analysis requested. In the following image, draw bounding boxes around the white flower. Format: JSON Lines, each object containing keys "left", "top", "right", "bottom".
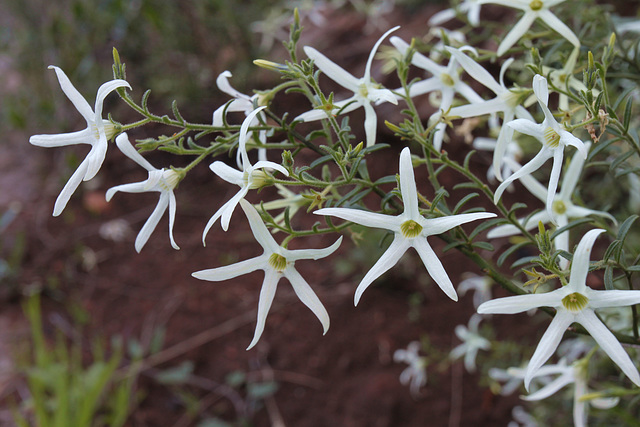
{"left": 106, "top": 133, "right": 180, "bottom": 253}
{"left": 193, "top": 199, "right": 342, "bottom": 350}
{"left": 390, "top": 38, "right": 484, "bottom": 151}
{"left": 212, "top": 71, "right": 268, "bottom": 164}
{"left": 29, "top": 66, "right": 130, "bottom": 216}
{"left": 458, "top": 273, "right": 493, "bottom": 309}
{"left": 203, "top": 107, "right": 289, "bottom": 239}
{"left": 445, "top": 47, "right": 534, "bottom": 181}
{"left": 478, "top": 229, "right": 640, "bottom": 390}
{"left": 523, "top": 359, "right": 619, "bottom": 427}
{"left": 449, "top": 314, "right": 491, "bottom": 373}
{"left": 476, "top": 0, "right": 579, "bottom": 56}
{"left": 394, "top": 341, "right": 428, "bottom": 396}
{"left": 490, "top": 142, "right": 611, "bottom": 241}
{"left": 488, "top": 146, "right": 615, "bottom": 268}
{"left": 429, "top": 0, "right": 481, "bottom": 27}
{"left": 315, "top": 147, "right": 495, "bottom": 305}
{"left": 494, "top": 75, "right": 588, "bottom": 221}
{"left": 294, "top": 26, "right": 399, "bottom": 147}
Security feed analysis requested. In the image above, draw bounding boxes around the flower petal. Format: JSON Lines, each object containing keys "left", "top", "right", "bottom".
{"left": 52, "top": 157, "right": 89, "bottom": 217}
{"left": 521, "top": 370, "right": 574, "bottom": 401}
{"left": 134, "top": 192, "right": 168, "bottom": 253}
{"left": 412, "top": 237, "right": 457, "bottom": 301}
{"left": 362, "top": 101, "right": 378, "bottom": 148}
{"left": 577, "top": 309, "right": 640, "bottom": 386}
{"left": 304, "top": 46, "right": 360, "bottom": 91}
{"left": 525, "top": 312, "right": 574, "bottom": 390}
{"left": 538, "top": 9, "right": 580, "bottom": 47}
{"left": 487, "top": 210, "right": 550, "bottom": 239}
{"left": 354, "top": 236, "right": 411, "bottom": 305}
{"left": 285, "top": 236, "right": 343, "bottom": 262}
{"left": 567, "top": 229, "right": 606, "bottom": 292}
{"left": 314, "top": 207, "right": 400, "bottom": 232}
{"left": 422, "top": 212, "right": 496, "bottom": 236}
{"left": 94, "top": 78, "right": 131, "bottom": 120}
{"left": 191, "top": 255, "right": 267, "bottom": 282}
{"left": 559, "top": 143, "right": 591, "bottom": 199}
{"left": 48, "top": 66, "right": 94, "bottom": 122}
{"left": 363, "top": 26, "right": 400, "bottom": 82}
{"left": 587, "top": 289, "right": 640, "bottom": 309}
{"left": 115, "top": 133, "right": 156, "bottom": 171}
{"left": 210, "top": 161, "right": 244, "bottom": 185}
{"left": 477, "top": 290, "right": 562, "bottom": 315}
{"left": 497, "top": 12, "right": 537, "bottom": 56}
{"left": 284, "top": 267, "right": 330, "bottom": 334}
{"left": 247, "top": 268, "right": 281, "bottom": 350}
{"left": 399, "top": 147, "right": 420, "bottom": 219}
{"left": 507, "top": 118, "right": 544, "bottom": 139}
{"left": 239, "top": 199, "right": 282, "bottom": 254}
{"left": 446, "top": 47, "right": 503, "bottom": 94}
{"left": 29, "top": 129, "right": 93, "bottom": 148}
{"left": 167, "top": 191, "right": 179, "bottom": 250}
{"left": 494, "top": 148, "right": 552, "bottom": 204}
{"left": 532, "top": 74, "right": 549, "bottom": 107}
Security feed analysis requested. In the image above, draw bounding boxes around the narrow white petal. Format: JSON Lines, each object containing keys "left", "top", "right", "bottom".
{"left": 390, "top": 36, "right": 442, "bottom": 75}
{"left": 247, "top": 269, "right": 281, "bottom": 350}
{"left": 407, "top": 78, "right": 443, "bottom": 98}
{"left": 216, "top": 70, "right": 245, "bottom": 99}
{"left": 48, "top": 66, "right": 94, "bottom": 122}
{"left": 545, "top": 149, "right": 564, "bottom": 223}
{"left": 167, "top": 191, "right": 179, "bottom": 250}
{"left": 455, "top": 81, "right": 485, "bottom": 104}
{"left": 399, "top": 147, "right": 420, "bottom": 219}
{"left": 192, "top": 255, "right": 267, "bottom": 281}
{"left": 514, "top": 163, "right": 548, "bottom": 203}
{"left": 567, "top": 229, "right": 606, "bottom": 292}
{"left": 94, "top": 78, "right": 131, "bottom": 120}
{"left": 52, "top": 157, "right": 89, "bottom": 216}
{"left": 29, "top": 129, "right": 93, "bottom": 148}
{"left": 363, "top": 26, "right": 399, "bottom": 82}
{"left": 115, "top": 133, "right": 156, "bottom": 171}
{"left": 521, "top": 371, "right": 574, "bottom": 401}
{"left": 577, "top": 310, "right": 640, "bottom": 386}
{"left": 285, "top": 236, "right": 343, "bottom": 262}
{"left": 446, "top": 47, "right": 502, "bottom": 94}
{"left": 294, "top": 108, "right": 331, "bottom": 122}
{"left": 251, "top": 161, "right": 289, "bottom": 177}
{"left": 449, "top": 98, "right": 507, "bottom": 119}
{"left": 369, "top": 87, "right": 398, "bottom": 105}
{"left": 494, "top": 148, "right": 552, "bottom": 203}
{"left": 587, "top": 289, "right": 640, "bottom": 309}
{"left": 428, "top": 9, "right": 456, "bottom": 26}
{"left": 478, "top": 290, "right": 562, "bottom": 314}
{"left": 560, "top": 131, "right": 587, "bottom": 154}
{"left": 432, "top": 122, "right": 446, "bottom": 152}
{"left": 525, "top": 313, "right": 574, "bottom": 390}
{"left": 284, "top": 267, "right": 330, "bottom": 334}
{"left": 508, "top": 118, "right": 544, "bottom": 139}
{"left": 106, "top": 181, "right": 150, "bottom": 201}
{"left": 304, "top": 46, "right": 360, "bottom": 91}
{"left": 362, "top": 101, "right": 378, "bottom": 148}
{"left": 566, "top": 206, "right": 616, "bottom": 224}
{"left": 354, "top": 237, "right": 410, "bottom": 305}
{"left": 423, "top": 212, "right": 496, "bottom": 236}
{"left": 134, "top": 194, "right": 168, "bottom": 252}
{"left": 210, "top": 161, "right": 244, "bottom": 185}
{"left": 220, "top": 187, "right": 250, "bottom": 232}
{"left": 238, "top": 107, "right": 266, "bottom": 169}
{"left": 538, "top": 9, "right": 580, "bottom": 47}
{"left": 497, "top": 12, "right": 537, "bottom": 56}
{"left": 240, "top": 199, "right": 284, "bottom": 254}
{"left": 314, "top": 207, "right": 400, "bottom": 232}
{"left": 412, "top": 238, "right": 457, "bottom": 301}
{"left": 559, "top": 143, "right": 591, "bottom": 199}
{"left": 487, "top": 210, "right": 550, "bottom": 238}
{"left": 532, "top": 75, "right": 549, "bottom": 107}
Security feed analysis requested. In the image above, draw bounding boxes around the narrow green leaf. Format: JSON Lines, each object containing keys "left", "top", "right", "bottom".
{"left": 624, "top": 99, "right": 633, "bottom": 130}
{"left": 452, "top": 193, "right": 479, "bottom": 214}
{"left": 604, "top": 265, "right": 614, "bottom": 290}
{"left": 497, "top": 241, "right": 531, "bottom": 267}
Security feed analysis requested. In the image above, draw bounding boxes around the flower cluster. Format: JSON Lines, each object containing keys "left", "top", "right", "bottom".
{"left": 28, "top": 0, "right": 640, "bottom": 424}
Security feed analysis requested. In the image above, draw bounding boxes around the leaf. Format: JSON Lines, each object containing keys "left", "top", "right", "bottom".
{"left": 497, "top": 241, "right": 531, "bottom": 267}
{"left": 604, "top": 265, "right": 614, "bottom": 290}
{"left": 452, "top": 193, "right": 479, "bottom": 214}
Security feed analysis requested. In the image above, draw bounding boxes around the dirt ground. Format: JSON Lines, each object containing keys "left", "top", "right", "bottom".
{"left": 0, "top": 3, "right": 556, "bottom": 426}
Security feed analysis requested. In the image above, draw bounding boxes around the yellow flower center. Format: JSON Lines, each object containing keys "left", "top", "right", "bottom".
{"left": 544, "top": 127, "right": 561, "bottom": 148}
{"left": 561, "top": 292, "right": 589, "bottom": 312}
{"left": 400, "top": 220, "right": 423, "bottom": 238}
{"left": 359, "top": 83, "right": 370, "bottom": 98}
{"left": 529, "top": 0, "right": 543, "bottom": 11}
{"left": 440, "top": 73, "right": 455, "bottom": 87}
{"left": 268, "top": 253, "right": 288, "bottom": 272}
{"left": 552, "top": 200, "right": 567, "bottom": 214}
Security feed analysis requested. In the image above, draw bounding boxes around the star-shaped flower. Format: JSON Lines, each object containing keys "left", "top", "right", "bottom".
{"left": 493, "top": 75, "right": 588, "bottom": 221}
{"left": 449, "top": 314, "right": 491, "bottom": 373}
{"left": 193, "top": 199, "right": 342, "bottom": 350}
{"left": 390, "top": 38, "right": 484, "bottom": 151}
{"left": 476, "top": 0, "right": 579, "bottom": 56}
{"left": 29, "top": 66, "right": 130, "bottom": 216}
{"left": 203, "top": 107, "right": 288, "bottom": 240}
{"left": 294, "top": 26, "right": 399, "bottom": 147}
{"left": 315, "top": 147, "right": 496, "bottom": 305}
{"left": 478, "top": 229, "right": 640, "bottom": 390}
{"left": 445, "top": 47, "right": 533, "bottom": 181}
{"left": 106, "top": 133, "right": 180, "bottom": 253}
{"left": 488, "top": 145, "right": 615, "bottom": 268}
{"left": 394, "top": 341, "right": 428, "bottom": 396}
{"left": 523, "top": 358, "right": 619, "bottom": 427}
{"left": 429, "top": 0, "right": 481, "bottom": 27}
{"left": 212, "top": 71, "right": 268, "bottom": 164}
